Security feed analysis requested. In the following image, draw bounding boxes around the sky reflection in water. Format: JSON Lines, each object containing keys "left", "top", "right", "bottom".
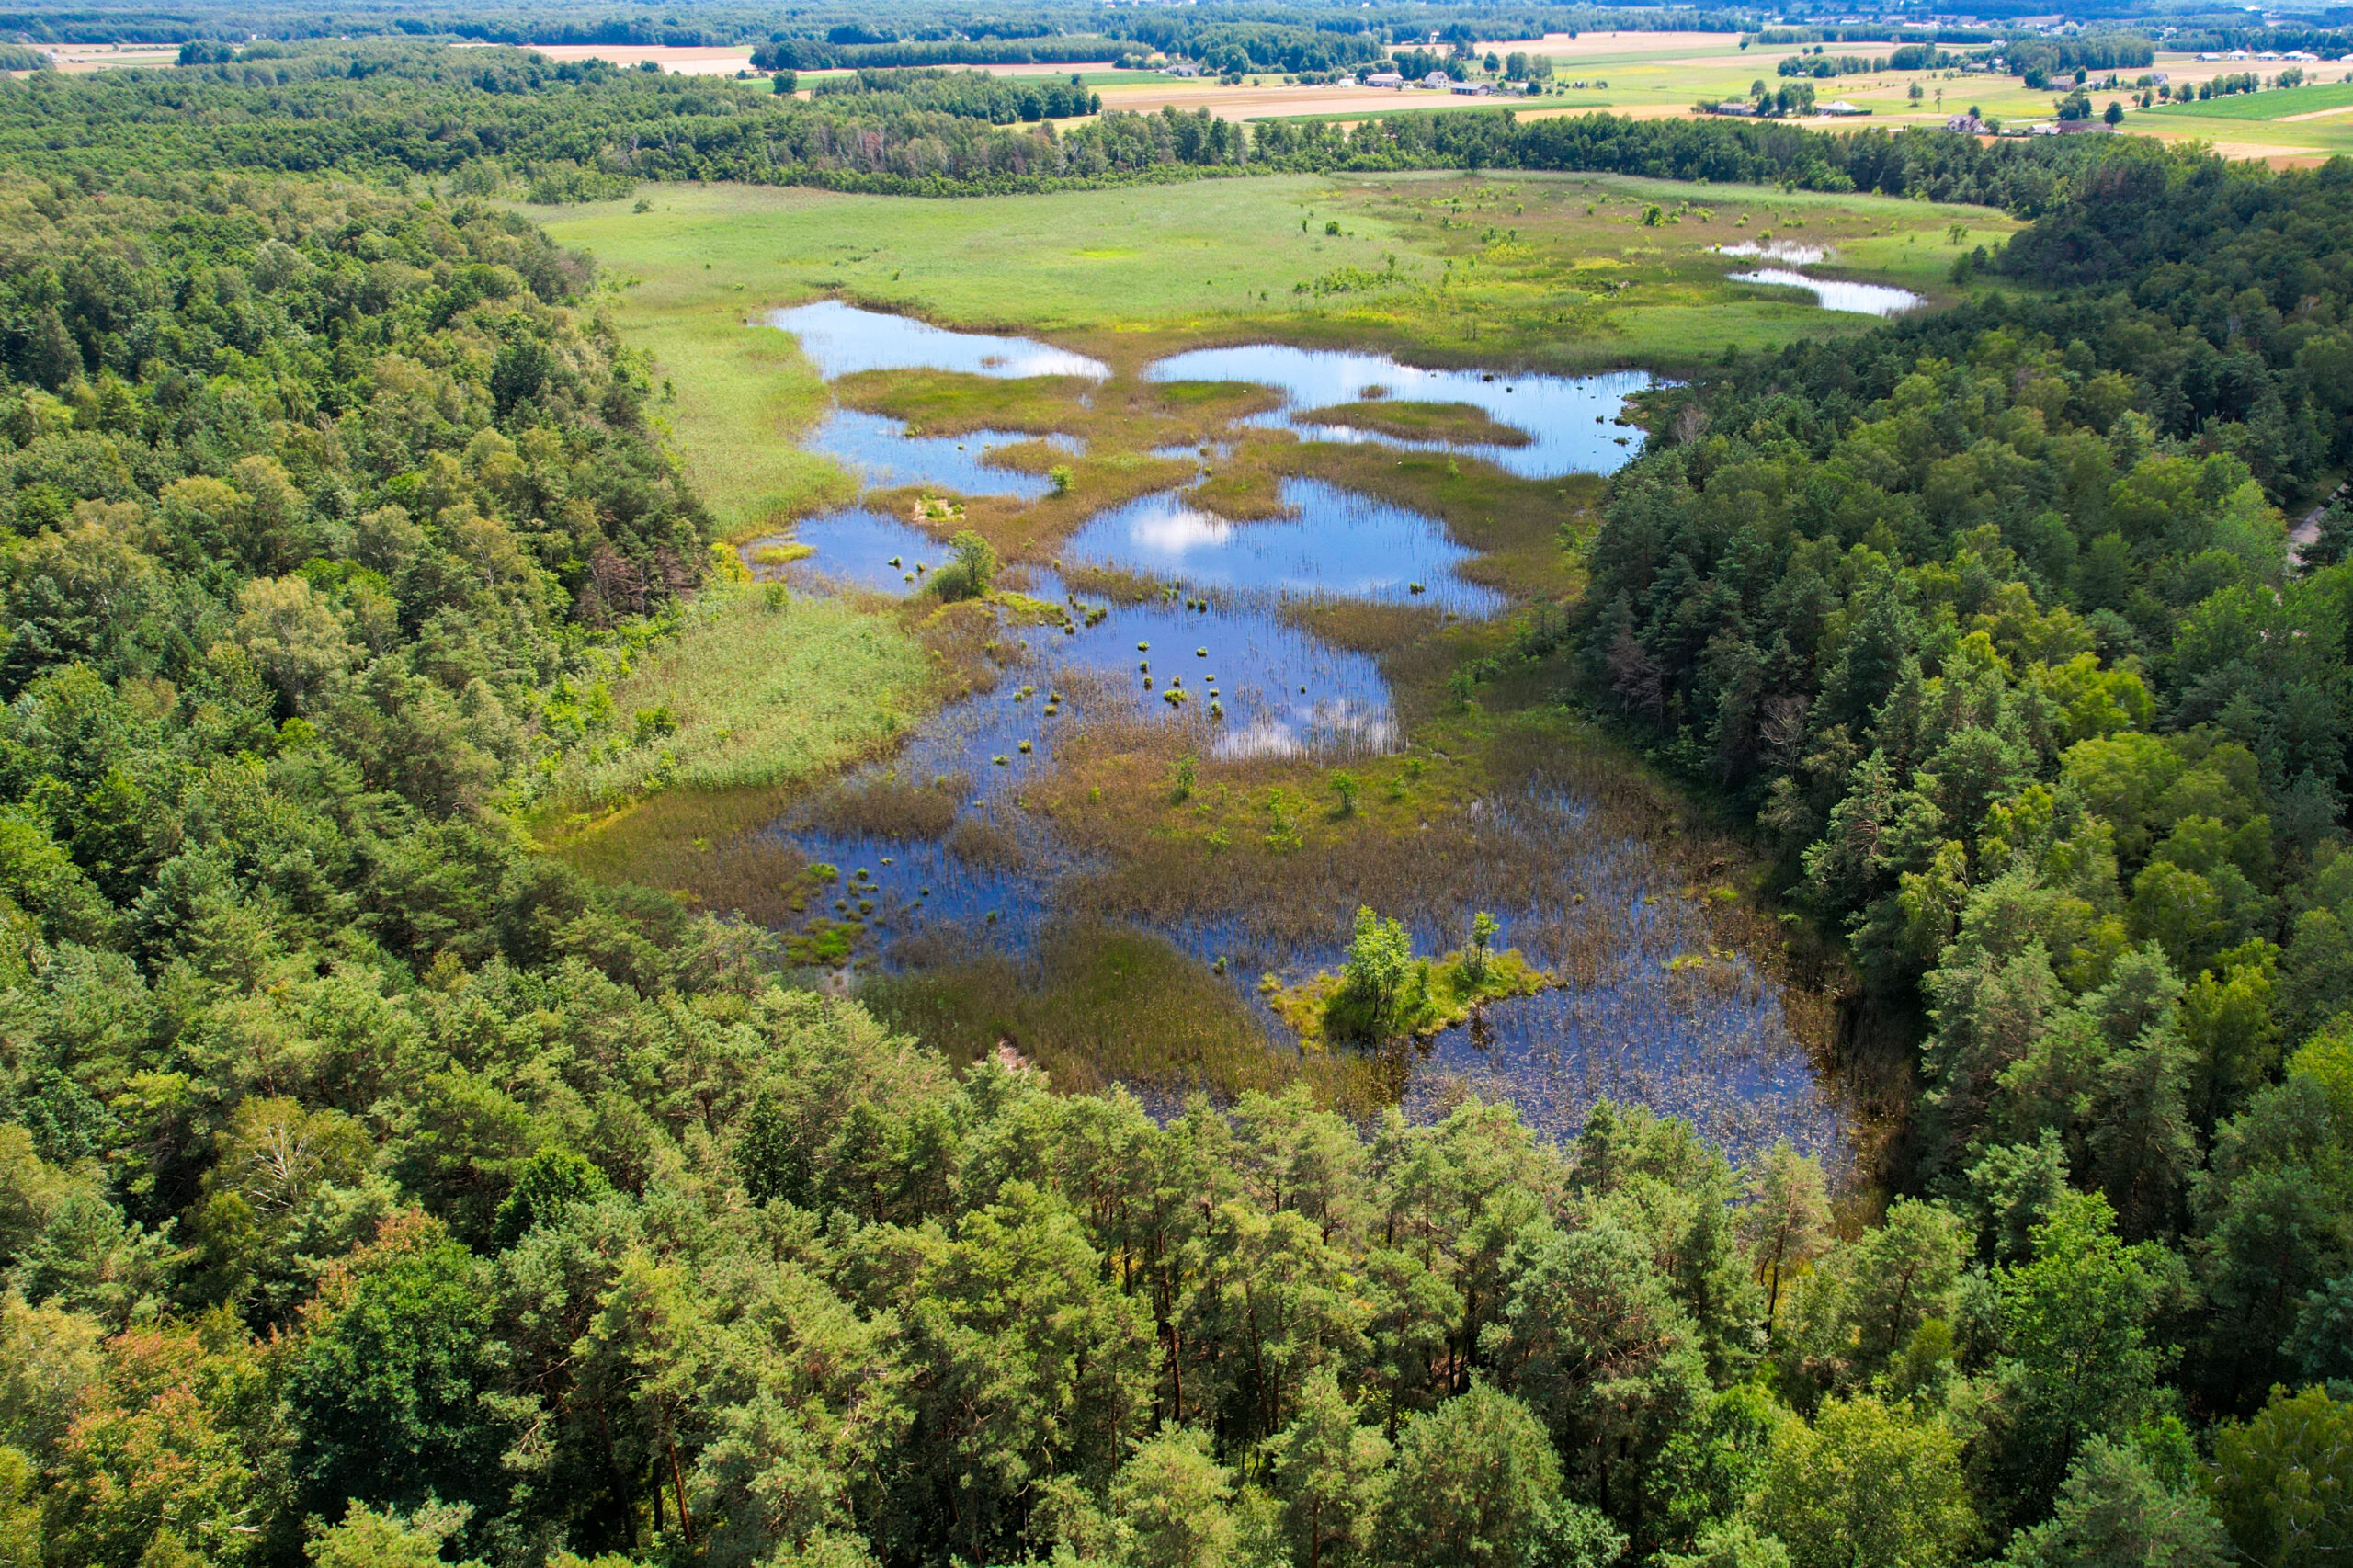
{"left": 1146, "top": 343, "right": 1654, "bottom": 478}
{"left": 760, "top": 303, "right": 1841, "bottom": 1164}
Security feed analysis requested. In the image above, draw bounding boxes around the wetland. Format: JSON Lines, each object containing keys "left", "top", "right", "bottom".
{"left": 732, "top": 301, "right": 1874, "bottom": 1170}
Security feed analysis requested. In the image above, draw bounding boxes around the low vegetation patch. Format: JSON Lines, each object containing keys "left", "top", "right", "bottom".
{"left": 1297, "top": 397, "right": 1536, "bottom": 447}
{"left": 1262, "top": 906, "right": 1552, "bottom": 1047}
{"left": 537, "top": 583, "right": 932, "bottom": 817}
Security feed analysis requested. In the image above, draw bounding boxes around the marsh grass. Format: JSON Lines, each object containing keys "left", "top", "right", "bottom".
{"left": 1297, "top": 399, "right": 1537, "bottom": 448}
{"left": 836, "top": 367, "right": 1279, "bottom": 448}
{"left": 538, "top": 585, "right": 932, "bottom": 814}
{"left": 1279, "top": 598, "right": 1445, "bottom": 656}
{"left": 547, "top": 782, "right": 811, "bottom": 923}
{"left": 870, "top": 450, "right": 1199, "bottom": 567}
{"left": 860, "top": 921, "right": 1389, "bottom": 1108}
{"left": 541, "top": 585, "right": 1023, "bottom": 919}
{"left": 805, "top": 773, "right": 967, "bottom": 839}
{"left": 1059, "top": 563, "right": 1170, "bottom": 604}
{"left": 534, "top": 177, "right": 1917, "bottom": 1159}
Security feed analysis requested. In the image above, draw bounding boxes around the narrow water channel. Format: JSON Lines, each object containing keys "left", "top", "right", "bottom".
{"left": 756, "top": 304, "right": 1848, "bottom": 1162}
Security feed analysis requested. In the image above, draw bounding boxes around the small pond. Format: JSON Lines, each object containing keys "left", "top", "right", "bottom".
{"left": 769, "top": 299, "right": 1111, "bottom": 380}
{"left": 1712, "top": 243, "right": 1925, "bottom": 318}
{"left": 1064, "top": 480, "right": 1506, "bottom": 619}
{"left": 757, "top": 301, "right": 1847, "bottom": 1165}
{"left": 1712, "top": 240, "right": 1829, "bottom": 265}
{"left": 1145, "top": 344, "right": 1654, "bottom": 479}
{"left": 1725, "top": 267, "right": 1922, "bottom": 318}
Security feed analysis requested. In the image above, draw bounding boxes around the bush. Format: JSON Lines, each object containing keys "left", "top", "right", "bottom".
{"left": 934, "top": 529, "right": 998, "bottom": 602}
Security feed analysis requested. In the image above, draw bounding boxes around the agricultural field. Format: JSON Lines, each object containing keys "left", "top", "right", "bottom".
{"left": 466, "top": 29, "right": 2353, "bottom": 162}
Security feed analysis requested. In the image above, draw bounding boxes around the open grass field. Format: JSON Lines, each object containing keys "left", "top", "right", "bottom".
{"left": 538, "top": 169, "right": 2009, "bottom": 382}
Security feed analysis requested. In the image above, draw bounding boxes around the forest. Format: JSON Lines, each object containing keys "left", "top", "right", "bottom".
{"left": 0, "top": 39, "right": 2141, "bottom": 206}
{"left": 0, "top": 29, "right": 2345, "bottom": 1568}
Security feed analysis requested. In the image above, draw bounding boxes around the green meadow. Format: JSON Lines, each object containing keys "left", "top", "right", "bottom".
{"left": 537, "top": 167, "right": 2010, "bottom": 376}
{"left": 2143, "top": 78, "right": 2353, "bottom": 121}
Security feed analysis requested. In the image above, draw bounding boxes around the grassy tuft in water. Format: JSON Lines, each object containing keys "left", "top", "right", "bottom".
{"left": 861, "top": 922, "right": 1388, "bottom": 1110}
{"left": 1296, "top": 399, "right": 1536, "bottom": 448}
{"left": 1263, "top": 943, "right": 1552, "bottom": 1049}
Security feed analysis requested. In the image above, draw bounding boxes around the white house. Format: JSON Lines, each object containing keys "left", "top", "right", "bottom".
{"left": 1419, "top": 70, "right": 1451, "bottom": 88}
{"left": 1819, "top": 98, "right": 1868, "bottom": 114}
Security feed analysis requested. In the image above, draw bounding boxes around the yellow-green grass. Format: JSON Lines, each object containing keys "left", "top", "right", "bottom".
{"left": 1297, "top": 399, "right": 1536, "bottom": 447}
{"left": 534, "top": 170, "right": 2013, "bottom": 380}
{"left": 535, "top": 585, "right": 931, "bottom": 891}
{"left": 552, "top": 221, "right": 852, "bottom": 541}
{"left": 2143, "top": 80, "right": 2353, "bottom": 120}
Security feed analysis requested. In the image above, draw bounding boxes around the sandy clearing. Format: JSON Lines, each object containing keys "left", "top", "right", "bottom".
{"left": 37, "top": 45, "right": 182, "bottom": 73}
{"left": 452, "top": 41, "right": 756, "bottom": 74}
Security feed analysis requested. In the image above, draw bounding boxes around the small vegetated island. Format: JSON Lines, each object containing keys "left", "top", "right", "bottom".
{"left": 0, "top": 7, "right": 2349, "bottom": 1568}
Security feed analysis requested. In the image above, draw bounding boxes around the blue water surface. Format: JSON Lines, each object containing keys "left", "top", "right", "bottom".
{"left": 1145, "top": 343, "right": 1654, "bottom": 478}
{"left": 804, "top": 409, "right": 1080, "bottom": 501}
{"left": 770, "top": 299, "right": 1110, "bottom": 380}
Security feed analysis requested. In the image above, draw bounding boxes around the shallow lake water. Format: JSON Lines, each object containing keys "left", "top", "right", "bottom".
{"left": 1146, "top": 345, "right": 1654, "bottom": 478}
{"left": 1725, "top": 267, "right": 1922, "bottom": 318}
{"left": 1064, "top": 480, "right": 1506, "bottom": 618}
{"left": 805, "top": 408, "right": 1080, "bottom": 500}
{"left": 759, "top": 303, "right": 1847, "bottom": 1165}
{"left": 1712, "top": 240, "right": 1829, "bottom": 265}
{"left": 769, "top": 300, "right": 1111, "bottom": 380}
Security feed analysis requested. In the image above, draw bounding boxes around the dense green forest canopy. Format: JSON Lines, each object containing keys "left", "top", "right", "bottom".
{"left": 0, "top": 37, "right": 2148, "bottom": 205}
{"left": 4, "top": 1, "right": 1750, "bottom": 48}
{"left": 0, "top": 37, "right": 2347, "bottom": 1568}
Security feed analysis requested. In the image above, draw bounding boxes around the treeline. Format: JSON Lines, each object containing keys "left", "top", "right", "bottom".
{"left": 1570, "top": 117, "right": 2353, "bottom": 1471}
{"left": 803, "top": 67, "right": 1101, "bottom": 126}
{"left": 0, "top": 43, "right": 2151, "bottom": 210}
{"left": 2000, "top": 34, "right": 2157, "bottom": 86}
{"left": 2164, "top": 23, "right": 2353, "bottom": 56}
{"left": 0, "top": 0, "right": 1758, "bottom": 50}
{"left": 1747, "top": 26, "right": 1997, "bottom": 45}
{"left": 1111, "top": 16, "right": 1387, "bottom": 75}
{"left": 748, "top": 34, "right": 1114, "bottom": 72}
{"left": 1778, "top": 51, "right": 1883, "bottom": 79}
